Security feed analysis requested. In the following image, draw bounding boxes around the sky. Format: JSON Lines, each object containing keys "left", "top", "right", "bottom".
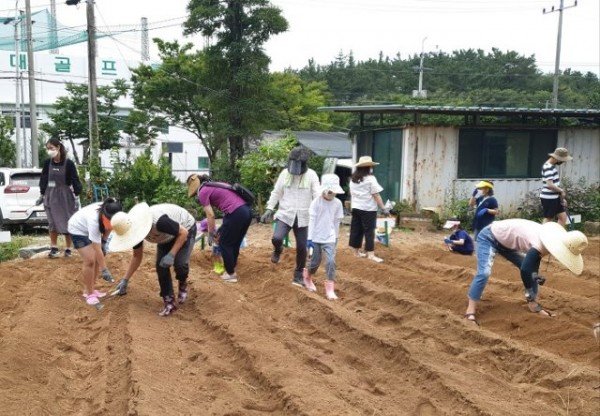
{"left": 3, "top": 0, "right": 600, "bottom": 76}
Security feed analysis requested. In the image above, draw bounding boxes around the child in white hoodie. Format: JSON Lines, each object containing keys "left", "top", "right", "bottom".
{"left": 304, "top": 174, "right": 345, "bottom": 300}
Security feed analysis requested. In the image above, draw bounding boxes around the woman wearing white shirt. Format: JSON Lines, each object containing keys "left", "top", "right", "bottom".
{"left": 349, "top": 156, "right": 389, "bottom": 263}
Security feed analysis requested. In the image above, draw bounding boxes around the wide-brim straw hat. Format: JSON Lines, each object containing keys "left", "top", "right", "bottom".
{"left": 539, "top": 222, "right": 588, "bottom": 275}
{"left": 475, "top": 180, "right": 494, "bottom": 189}
{"left": 187, "top": 174, "right": 201, "bottom": 198}
{"left": 443, "top": 220, "right": 460, "bottom": 229}
{"left": 320, "top": 173, "right": 345, "bottom": 194}
{"left": 354, "top": 156, "right": 379, "bottom": 168}
{"left": 548, "top": 147, "right": 573, "bottom": 162}
{"left": 107, "top": 202, "right": 153, "bottom": 252}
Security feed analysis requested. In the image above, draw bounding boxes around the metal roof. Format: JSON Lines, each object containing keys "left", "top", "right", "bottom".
{"left": 264, "top": 131, "right": 352, "bottom": 158}
{"left": 319, "top": 104, "right": 600, "bottom": 118}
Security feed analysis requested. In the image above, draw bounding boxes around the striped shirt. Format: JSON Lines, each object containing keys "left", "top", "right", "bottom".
{"left": 540, "top": 162, "right": 560, "bottom": 199}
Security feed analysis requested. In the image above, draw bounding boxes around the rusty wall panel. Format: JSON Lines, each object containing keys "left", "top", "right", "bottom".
{"left": 401, "top": 126, "right": 459, "bottom": 208}
{"left": 558, "top": 128, "right": 600, "bottom": 184}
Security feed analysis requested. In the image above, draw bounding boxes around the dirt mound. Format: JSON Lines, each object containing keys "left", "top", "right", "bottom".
{"left": 1, "top": 225, "right": 598, "bottom": 415}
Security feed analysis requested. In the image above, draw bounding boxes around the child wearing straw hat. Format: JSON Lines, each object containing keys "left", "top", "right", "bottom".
{"left": 108, "top": 203, "right": 197, "bottom": 317}
{"left": 540, "top": 147, "right": 573, "bottom": 226}
{"left": 464, "top": 219, "right": 588, "bottom": 326}
{"left": 303, "top": 174, "right": 345, "bottom": 300}
{"left": 67, "top": 198, "right": 122, "bottom": 309}
{"left": 349, "top": 156, "right": 390, "bottom": 263}
{"left": 468, "top": 180, "right": 499, "bottom": 238}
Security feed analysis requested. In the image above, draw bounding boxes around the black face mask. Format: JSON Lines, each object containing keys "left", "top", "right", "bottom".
{"left": 288, "top": 159, "right": 307, "bottom": 175}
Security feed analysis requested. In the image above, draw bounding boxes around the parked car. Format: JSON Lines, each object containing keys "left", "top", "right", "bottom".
{"left": 0, "top": 168, "right": 47, "bottom": 229}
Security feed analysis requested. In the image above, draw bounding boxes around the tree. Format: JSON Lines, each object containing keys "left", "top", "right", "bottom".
{"left": 40, "top": 80, "right": 128, "bottom": 164}
{"left": 0, "top": 116, "right": 16, "bottom": 167}
{"left": 267, "top": 71, "right": 331, "bottom": 130}
{"left": 130, "top": 40, "right": 226, "bottom": 163}
{"left": 184, "top": 0, "right": 288, "bottom": 173}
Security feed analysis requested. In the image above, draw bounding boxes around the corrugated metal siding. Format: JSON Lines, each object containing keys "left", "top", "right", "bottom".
{"left": 400, "top": 126, "right": 599, "bottom": 213}
{"left": 401, "top": 127, "right": 459, "bottom": 208}
{"left": 558, "top": 129, "right": 600, "bottom": 184}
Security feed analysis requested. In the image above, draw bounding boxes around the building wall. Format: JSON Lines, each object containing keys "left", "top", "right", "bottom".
{"left": 398, "top": 125, "right": 599, "bottom": 214}
{"left": 400, "top": 126, "right": 459, "bottom": 208}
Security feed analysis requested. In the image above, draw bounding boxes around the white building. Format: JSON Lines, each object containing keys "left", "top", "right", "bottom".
{"left": 0, "top": 50, "right": 209, "bottom": 181}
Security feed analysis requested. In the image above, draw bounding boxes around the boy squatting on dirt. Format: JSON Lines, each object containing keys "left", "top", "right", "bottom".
{"left": 464, "top": 219, "right": 588, "bottom": 325}
{"left": 302, "top": 174, "right": 345, "bottom": 300}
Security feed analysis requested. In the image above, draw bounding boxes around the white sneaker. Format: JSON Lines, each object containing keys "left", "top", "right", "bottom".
{"left": 367, "top": 252, "right": 383, "bottom": 263}
{"left": 221, "top": 273, "right": 238, "bottom": 283}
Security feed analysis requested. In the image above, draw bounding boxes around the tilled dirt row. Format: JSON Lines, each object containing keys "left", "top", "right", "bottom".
{"left": 0, "top": 225, "right": 598, "bottom": 415}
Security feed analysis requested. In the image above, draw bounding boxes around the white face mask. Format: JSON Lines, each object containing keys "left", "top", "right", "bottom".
{"left": 47, "top": 149, "right": 58, "bottom": 158}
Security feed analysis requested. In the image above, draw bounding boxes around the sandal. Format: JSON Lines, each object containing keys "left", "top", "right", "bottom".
{"left": 528, "top": 301, "right": 554, "bottom": 317}
{"left": 464, "top": 313, "right": 479, "bottom": 326}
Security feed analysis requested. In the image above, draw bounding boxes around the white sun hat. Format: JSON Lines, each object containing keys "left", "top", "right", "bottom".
{"left": 443, "top": 220, "right": 461, "bottom": 229}
{"left": 539, "top": 222, "right": 588, "bottom": 275}
{"left": 107, "top": 202, "right": 153, "bottom": 252}
{"left": 320, "top": 173, "right": 345, "bottom": 194}
{"left": 354, "top": 156, "right": 379, "bottom": 168}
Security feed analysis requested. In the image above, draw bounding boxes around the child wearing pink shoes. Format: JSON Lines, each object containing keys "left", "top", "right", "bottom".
{"left": 304, "top": 174, "right": 345, "bottom": 300}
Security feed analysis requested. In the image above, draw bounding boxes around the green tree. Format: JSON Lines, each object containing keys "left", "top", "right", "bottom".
{"left": 267, "top": 71, "right": 331, "bottom": 130}
{"left": 184, "top": 0, "right": 288, "bottom": 173}
{"left": 130, "top": 40, "right": 226, "bottom": 163}
{"left": 0, "top": 116, "right": 16, "bottom": 167}
{"left": 40, "top": 80, "right": 129, "bottom": 165}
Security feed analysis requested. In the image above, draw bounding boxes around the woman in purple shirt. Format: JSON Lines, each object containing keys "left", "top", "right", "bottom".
{"left": 188, "top": 175, "right": 252, "bottom": 283}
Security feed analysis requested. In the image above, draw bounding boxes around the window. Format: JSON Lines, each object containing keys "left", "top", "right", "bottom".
{"left": 198, "top": 157, "right": 209, "bottom": 170}
{"left": 458, "top": 129, "right": 557, "bottom": 178}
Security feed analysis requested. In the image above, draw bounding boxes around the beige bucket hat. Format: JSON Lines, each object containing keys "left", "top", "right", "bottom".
{"left": 548, "top": 147, "right": 573, "bottom": 162}
{"left": 187, "top": 174, "right": 201, "bottom": 198}
{"left": 539, "top": 222, "right": 588, "bottom": 275}
{"left": 107, "top": 202, "right": 153, "bottom": 252}
{"left": 354, "top": 156, "right": 379, "bottom": 168}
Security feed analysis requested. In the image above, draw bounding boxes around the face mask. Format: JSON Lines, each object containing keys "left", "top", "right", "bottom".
{"left": 47, "top": 149, "right": 58, "bottom": 158}
{"left": 288, "top": 160, "right": 306, "bottom": 175}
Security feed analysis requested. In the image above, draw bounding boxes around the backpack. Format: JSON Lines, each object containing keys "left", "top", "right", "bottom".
{"left": 201, "top": 181, "right": 255, "bottom": 206}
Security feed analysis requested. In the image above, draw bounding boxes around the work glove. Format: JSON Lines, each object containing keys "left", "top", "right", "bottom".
{"left": 471, "top": 188, "right": 479, "bottom": 197}
{"left": 307, "top": 240, "right": 314, "bottom": 249}
{"left": 159, "top": 253, "right": 175, "bottom": 268}
{"left": 35, "top": 195, "right": 44, "bottom": 206}
{"left": 260, "top": 209, "right": 274, "bottom": 224}
{"left": 74, "top": 195, "right": 81, "bottom": 211}
{"left": 476, "top": 208, "right": 488, "bottom": 218}
{"left": 111, "top": 278, "right": 128, "bottom": 296}
{"left": 101, "top": 267, "right": 115, "bottom": 283}
{"left": 443, "top": 238, "right": 453, "bottom": 245}
{"left": 532, "top": 272, "right": 546, "bottom": 286}
{"left": 101, "top": 239, "right": 108, "bottom": 255}
{"left": 380, "top": 207, "right": 391, "bottom": 216}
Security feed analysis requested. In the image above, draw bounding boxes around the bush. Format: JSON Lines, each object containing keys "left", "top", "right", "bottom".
{"left": 515, "top": 178, "right": 600, "bottom": 224}
{"left": 441, "top": 189, "right": 473, "bottom": 230}
{"left": 0, "top": 236, "right": 31, "bottom": 263}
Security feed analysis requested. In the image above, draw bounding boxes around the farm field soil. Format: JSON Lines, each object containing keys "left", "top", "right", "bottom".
{"left": 0, "top": 224, "right": 598, "bottom": 415}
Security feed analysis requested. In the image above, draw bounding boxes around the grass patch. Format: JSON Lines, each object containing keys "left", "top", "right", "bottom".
{"left": 0, "top": 235, "right": 32, "bottom": 263}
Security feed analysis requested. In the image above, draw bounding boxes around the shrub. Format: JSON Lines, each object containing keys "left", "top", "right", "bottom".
{"left": 441, "top": 189, "right": 473, "bottom": 230}
{"left": 0, "top": 236, "right": 31, "bottom": 263}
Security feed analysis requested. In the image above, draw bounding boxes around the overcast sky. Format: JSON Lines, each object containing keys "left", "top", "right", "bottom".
{"left": 9, "top": 0, "right": 600, "bottom": 75}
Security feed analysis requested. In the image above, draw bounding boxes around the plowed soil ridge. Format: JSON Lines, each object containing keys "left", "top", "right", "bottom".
{"left": 0, "top": 225, "right": 598, "bottom": 415}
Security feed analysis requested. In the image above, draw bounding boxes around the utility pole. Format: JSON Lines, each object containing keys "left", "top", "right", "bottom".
{"left": 141, "top": 17, "right": 149, "bottom": 61}
{"left": 412, "top": 37, "right": 430, "bottom": 99}
{"left": 543, "top": 0, "right": 578, "bottom": 109}
{"left": 4, "top": 3, "right": 23, "bottom": 167}
{"left": 49, "top": 0, "right": 58, "bottom": 54}
{"left": 67, "top": 0, "right": 99, "bottom": 174}
{"left": 24, "top": 0, "right": 39, "bottom": 167}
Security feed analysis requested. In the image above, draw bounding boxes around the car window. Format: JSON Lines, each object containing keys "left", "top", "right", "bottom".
{"left": 0, "top": 173, "right": 4, "bottom": 186}
{"left": 10, "top": 172, "right": 40, "bottom": 187}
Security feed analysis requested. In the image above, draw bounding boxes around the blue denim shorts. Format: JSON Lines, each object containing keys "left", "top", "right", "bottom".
{"left": 71, "top": 234, "right": 92, "bottom": 249}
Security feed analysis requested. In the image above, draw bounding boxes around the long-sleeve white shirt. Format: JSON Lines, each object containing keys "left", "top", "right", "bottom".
{"left": 266, "top": 168, "right": 320, "bottom": 228}
{"left": 308, "top": 196, "right": 344, "bottom": 243}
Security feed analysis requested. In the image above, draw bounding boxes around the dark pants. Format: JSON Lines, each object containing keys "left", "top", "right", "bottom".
{"left": 272, "top": 218, "right": 308, "bottom": 278}
{"left": 220, "top": 204, "right": 252, "bottom": 275}
{"left": 349, "top": 209, "right": 377, "bottom": 252}
{"left": 156, "top": 225, "right": 196, "bottom": 298}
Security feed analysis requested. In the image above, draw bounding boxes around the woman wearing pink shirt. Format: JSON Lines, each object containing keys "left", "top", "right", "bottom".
{"left": 464, "top": 219, "right": 588, "bottom": 325}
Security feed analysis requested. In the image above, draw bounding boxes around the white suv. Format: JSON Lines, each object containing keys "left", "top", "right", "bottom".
{"left": 0, "top": 168, "right": 47, "bottom": 229}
